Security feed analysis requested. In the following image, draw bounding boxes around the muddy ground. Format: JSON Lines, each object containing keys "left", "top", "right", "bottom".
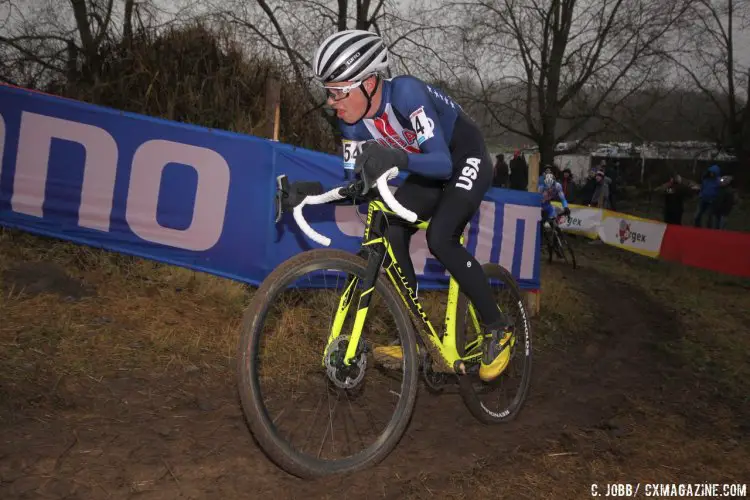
{"left": 1, "top": 232, "right": 748, "bottom": 499}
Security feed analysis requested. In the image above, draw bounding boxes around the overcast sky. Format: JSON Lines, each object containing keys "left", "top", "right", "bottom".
{"left": 2, "top": 0, "right": 748, "bottom": 84}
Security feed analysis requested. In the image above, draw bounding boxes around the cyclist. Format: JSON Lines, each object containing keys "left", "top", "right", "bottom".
{"left": 279, "top": 29, "right": 513, "bottom": 382}
{"left": 539, "top": 170, "right": 571, "bottom": 227}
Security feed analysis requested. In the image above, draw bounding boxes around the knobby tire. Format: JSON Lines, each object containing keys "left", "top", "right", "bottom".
{"left": 236, "top": 249, "right": 419, "bottom": 478}
{"left": 454, "top": 263, "right": 533, "bottom": 424}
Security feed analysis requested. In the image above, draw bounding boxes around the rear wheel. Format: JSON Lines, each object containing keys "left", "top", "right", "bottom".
{"left": 236, "top": 249, "right": 419, "bottom": 478}
{"left": 454, "top": 264, "right": 532, "bottom": 424}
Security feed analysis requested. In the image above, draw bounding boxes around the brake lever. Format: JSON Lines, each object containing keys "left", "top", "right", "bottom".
{"left": 349, "top": 180, "right": 365, "bottom": 197}
{"left": 274, "top": 174, "right": 289, "bottom": 223}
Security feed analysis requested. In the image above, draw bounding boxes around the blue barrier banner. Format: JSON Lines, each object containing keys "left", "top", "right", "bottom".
{"left": 0, "top": 84, "right": 541, "bottom": 290}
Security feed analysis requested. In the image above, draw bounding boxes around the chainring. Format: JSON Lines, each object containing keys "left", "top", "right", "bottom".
{"left": 421, "top": 350, "right": 450, "bottom": 392}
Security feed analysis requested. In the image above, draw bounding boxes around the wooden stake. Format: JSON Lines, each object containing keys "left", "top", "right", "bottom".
{"left": 264, "top": 75, "right": 281, "bottom": 141}
{"left": 273, "top": 101, "right": 281, "bottom": 141}
{"left": 527, "top": 151, "right": 540, "bottom": 192}
{"left": 526, "top": 151, "right": 541, "bottom": 316}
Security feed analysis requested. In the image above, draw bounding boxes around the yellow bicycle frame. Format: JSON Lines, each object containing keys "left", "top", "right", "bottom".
{"left": 323, "top": 200, "right": 487, "bottom": 372}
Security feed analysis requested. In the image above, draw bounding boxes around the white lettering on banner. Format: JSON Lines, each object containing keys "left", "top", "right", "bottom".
{"left": 335, "top": 200, "right": 538, "bottom": 279}
{"left": 412, "top": 229, "right": 443, "bottom": 276}
{"left": 499, "top": 205, "right": 540, "bottom": 280}
{"left": 474, "top": 200, "right": 494, "bottom": 264}
{"left": 333, "top": 204, "right": 445, "bottom": 276}
{"left": 11, "top": 112, "right": 117, "bottom": 231}
{"left": 127, "top": 140, "right": 230, "bottom": 251}
{"left": 334, "top": 205, "right": 364, "bottom": 238}
{"left": 5, "top": 112, "right": 230, "bottom": 251}
{"left": 332, "top": 184, "right": 400, "bottom": 239}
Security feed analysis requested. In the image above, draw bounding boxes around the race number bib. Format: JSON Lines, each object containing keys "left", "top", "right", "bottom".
{"left": 342, "top": 139, "right": 365, "bottom": 170}
{"left": 409, "top": 106, "right": 435, "bottom": 145}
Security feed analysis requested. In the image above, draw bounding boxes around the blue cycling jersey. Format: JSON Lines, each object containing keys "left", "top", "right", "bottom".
{"left": 338, "top": 76, "right": 464, "bottom": 180}
{"left": 539, "top": 180, "right": 568, "bottom": 218}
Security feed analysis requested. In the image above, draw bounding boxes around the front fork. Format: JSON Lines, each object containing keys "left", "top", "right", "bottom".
{"left": 322, "top": 238, "right": 387, "bottom": 367}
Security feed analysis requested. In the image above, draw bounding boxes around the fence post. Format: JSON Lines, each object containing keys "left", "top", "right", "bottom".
{"left": 526, "top": 151, "right": 541, "bottom": 316}
{"left": 264, "top": 75, "right": 281, "bottom": 141}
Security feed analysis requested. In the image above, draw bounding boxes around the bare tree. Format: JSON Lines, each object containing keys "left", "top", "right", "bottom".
{"left": 446, "top": 0, "right": 692, "bottom": 166}
{"left": 0, "top": 0, "right": 195, "bottom": 87}
{"left": 665, "top": 0, "right": 750, "bottom": 166}
{"left": 205, "top": 0, "right": 453, "bottom": 129}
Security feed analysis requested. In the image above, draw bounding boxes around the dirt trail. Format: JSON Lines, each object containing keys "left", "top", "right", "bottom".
{"left": 0, "top": 252, "right": 715, "bottom": 500}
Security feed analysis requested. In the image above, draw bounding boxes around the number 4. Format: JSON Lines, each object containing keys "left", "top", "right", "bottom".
{"left": 413, "top": 116, "right": 425, "bottom": 135}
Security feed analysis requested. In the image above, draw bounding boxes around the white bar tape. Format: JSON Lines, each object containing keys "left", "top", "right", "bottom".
{"left": 292, "top": 187, "right": 346, "bottom": 246}
{"left": 377, "top": 167, "right": 418, "bottom": 223}
{"left": 292, "top": 167, "right": 417, "bottom": 246}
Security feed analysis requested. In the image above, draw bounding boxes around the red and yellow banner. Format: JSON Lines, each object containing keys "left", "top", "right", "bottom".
{"left": 553, "top": 203, "right": 750, "bottom": 278}
{"left": 598, "top": 210, "right": 667, "bottom": 258}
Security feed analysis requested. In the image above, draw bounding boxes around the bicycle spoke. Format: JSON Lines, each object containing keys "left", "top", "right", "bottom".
{"left": 456, "top": 263, "right": 532, "bottom": 424}
{"left": 301, "top": 392, "right": 326, "bottom": 456}
{"left": 318, "top": 388, "right": 341, "bottom": 459}
{"left": 344, "top": 392, "right": 367, "bottom": 457}
{"left": 240, "top": 253, "right": 417, "bottom": 474}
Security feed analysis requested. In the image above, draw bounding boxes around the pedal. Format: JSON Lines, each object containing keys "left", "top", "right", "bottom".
{"left": 453, "top": 360, "right": 466, "bottom": 375}
{"left": 373, "top": 351, "right": 403, "bottom": 371}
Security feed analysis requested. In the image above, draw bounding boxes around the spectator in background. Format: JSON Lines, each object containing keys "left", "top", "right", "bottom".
{"left": 578, "top": 168, "right": 598, "bottom": 205}
{"left": 694, "top": 164, "right": 722, "bottom": 228}
{"left": 492, "top": 153, "right": 509, "bottom": 188}
{"left": 599, "top": 161, "right": 618, "bottom": 211}
{"left": 714, "top": 175, "right": 740, "bottom": 229}
{"left": 589, "top": 169, "right": 611, "bottom": 208}
{"left": 654, "top": 172, "right": 698, "bottom": 225}
{"left": 509, "top": 150, "right": 528, "bottom": 190}
{"left": 597, "top": 159, "right": 608, "bottom": 176}
{"left": 561, "top": 168, "right": 575, "bottom": 200}
{"left": 609, "top": 161, "right": 620, "bottom": 211}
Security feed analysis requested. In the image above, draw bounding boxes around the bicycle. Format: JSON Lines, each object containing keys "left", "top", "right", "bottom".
{"left": 542, "top": 211, "right": 577, "bottom": 269}
{"left": 236, "top": 167, "right": 532, "bottom": 479}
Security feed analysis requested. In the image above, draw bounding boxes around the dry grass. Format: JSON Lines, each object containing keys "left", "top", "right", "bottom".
{"left": 0, "top": 228, "right": 250, "bottom": 389}
{"left": 2, "top": 228, "right": 748, "bottom": 497}
{"left": 419, "top": 405, "right": 747, "bottom": 500}
{"left": 533, "top": 263, "right": 593, "bottom": 351}
{"left": 400, "top": 244, "right": 750, "bottom": 499}
{"left": 403, "top": 242, "right": 750, "bottom": 499}
{"left": 0, "top": 226, "right": 591, "bottom": 395}
{"left": 587, "top": 246, "right": 750, "bottom": 409}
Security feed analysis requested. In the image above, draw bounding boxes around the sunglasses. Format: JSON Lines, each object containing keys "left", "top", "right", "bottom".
{"left": 322, "top": 80, "right": 364, "bottom": 101}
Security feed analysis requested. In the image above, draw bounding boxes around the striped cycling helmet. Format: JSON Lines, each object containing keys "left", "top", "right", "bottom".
{"left": 313, "top": 29, "right": 389, "bottom": 83}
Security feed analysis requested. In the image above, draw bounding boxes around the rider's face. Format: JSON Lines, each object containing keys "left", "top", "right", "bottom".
{"left": 326, "top": 76, "right": 377, "bottom": 123}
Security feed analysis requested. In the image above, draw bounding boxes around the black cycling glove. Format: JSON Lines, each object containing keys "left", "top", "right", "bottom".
{"left": 354, "top": 142, "right": 408, "bottom": 195}
{"left": 275, "top": 178, "right": 325, "bottom": 221}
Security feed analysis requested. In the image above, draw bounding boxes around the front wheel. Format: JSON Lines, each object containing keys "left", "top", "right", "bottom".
{"left": 454, "top": 263, "right": 533, "bottom": 424}
{"left": 236, "top": 249, "right": 419, "bottom": 478}
{"left": 554, "top": 227, "right": 577, "bottom": 269}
